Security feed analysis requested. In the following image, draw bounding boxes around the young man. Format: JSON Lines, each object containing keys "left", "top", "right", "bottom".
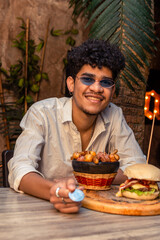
{"left": 8, "top": 39, "right": 146, "bottom": 213}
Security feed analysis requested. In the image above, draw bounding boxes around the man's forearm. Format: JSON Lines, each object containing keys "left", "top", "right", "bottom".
{"left": 19, "top": 172, "right": 83, "bottom": 213}
{"left": 19, "top": 172, "right": 54, "bottom": 200}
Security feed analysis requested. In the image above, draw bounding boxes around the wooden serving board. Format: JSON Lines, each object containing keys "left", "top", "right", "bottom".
{"left": 82, "top": 186, "right": 160, "bottom": 216}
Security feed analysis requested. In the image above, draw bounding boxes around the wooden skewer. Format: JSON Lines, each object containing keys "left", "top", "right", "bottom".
{"left": 0, "top": 71, "right": 10, "bottom": 150}
{"left": 24, "top": 18, "right": 29, "bottom": 113}
{"left": 35, "top": 18, "right": 50, "bottom": 102}
{"left": 146, "top": 113, "right": 156, "bottom": 164}
{"left": 111, "top": 149, "right": 118, "bottom": 155}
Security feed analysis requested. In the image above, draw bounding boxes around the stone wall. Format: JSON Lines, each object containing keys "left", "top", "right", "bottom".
{"left": 0, "top": 0, "right": 148, "bottom": 185}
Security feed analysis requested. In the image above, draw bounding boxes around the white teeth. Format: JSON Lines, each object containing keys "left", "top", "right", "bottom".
{"left": 87, "top": 96, "right": 100, "bottom": 101}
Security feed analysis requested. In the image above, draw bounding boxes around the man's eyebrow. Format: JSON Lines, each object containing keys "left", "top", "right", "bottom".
{"left": 80, "top": 72, "right": 113, "bottom": 80}
{"left": 81, "top": 73, "right": 95, "bottom": 77}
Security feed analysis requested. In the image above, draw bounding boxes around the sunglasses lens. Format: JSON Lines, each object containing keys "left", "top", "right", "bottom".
{"left": 100, "top": 79, "right": 114, "bottom": 88}
{"left": 79, "top": 77, "right": 114, "bottom": 88}
{"left": 80, "top": 77, "right": 94, "bottom": 86}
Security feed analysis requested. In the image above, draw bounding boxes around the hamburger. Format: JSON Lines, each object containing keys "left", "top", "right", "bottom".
{"left": 116, "top": 163, "right": 160, "bottom": 200}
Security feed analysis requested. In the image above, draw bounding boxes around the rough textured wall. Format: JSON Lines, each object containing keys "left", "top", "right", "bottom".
{"left": 0, "top": 0, "right": 85, "bottom": 99}
{"left": 0, "top": 0, "right": 147, "bottom": 184}
{"left": 113, "top": 85, "right": 146, "bottom": 149}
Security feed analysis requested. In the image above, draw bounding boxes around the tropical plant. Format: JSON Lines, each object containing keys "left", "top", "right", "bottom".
{"left": 50, "top": 23, "right": 79, "bottom": 94}
{"left": 0, "top": 18, "right": 49, "bottom": 149}
{"left": 69, "top": 0, "right": 157, "bottom": 94}
{"left": 50, "top": 25, "right": 79, "bottom": 66}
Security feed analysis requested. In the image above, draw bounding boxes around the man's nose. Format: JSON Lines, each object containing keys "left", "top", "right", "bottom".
{"left": 89, "top": 81, "right": 103, "bottom": 92}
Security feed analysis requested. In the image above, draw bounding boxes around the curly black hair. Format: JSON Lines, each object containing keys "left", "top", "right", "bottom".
{"left": 65, "top": 39, "right": 125, "bottom": 96}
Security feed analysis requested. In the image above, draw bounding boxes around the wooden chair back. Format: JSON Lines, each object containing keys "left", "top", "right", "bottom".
{"left": 2, "top": 150, "right": 13, "bottom": 187}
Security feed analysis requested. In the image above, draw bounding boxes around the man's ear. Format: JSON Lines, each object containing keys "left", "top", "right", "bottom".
{"left": 66, "top": 76, "right": 75, "bottom": 93}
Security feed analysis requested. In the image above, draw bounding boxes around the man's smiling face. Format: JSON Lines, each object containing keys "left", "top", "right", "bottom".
{"left": 68, "top": 64, "right": 115, "bottom": 116}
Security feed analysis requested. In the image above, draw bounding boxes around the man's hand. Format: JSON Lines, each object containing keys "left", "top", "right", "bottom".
{"left": 19, "top": 173, "right": 84, "bottom": 213}
{"left": 50, "top": 177, "right": 84, "bottom": 213}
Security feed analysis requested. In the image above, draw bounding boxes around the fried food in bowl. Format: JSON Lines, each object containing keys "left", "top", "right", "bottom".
{"left": 71, "top": 150, "right": 120, "bottom": 190}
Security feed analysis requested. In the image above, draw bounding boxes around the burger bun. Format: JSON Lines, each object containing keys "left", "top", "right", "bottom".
{"left": 124, "top": 163, "right": 160, "bottom": 181}
{"left": 122, "top": 190, "right": 159, "bottom": 200}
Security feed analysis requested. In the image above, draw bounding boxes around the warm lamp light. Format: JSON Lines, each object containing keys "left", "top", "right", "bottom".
{"left": 144, "top": 90, "right": 160, "bottom": 120}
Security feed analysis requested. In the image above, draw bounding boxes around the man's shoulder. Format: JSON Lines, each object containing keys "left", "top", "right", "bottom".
{"left": 103, "top": 102, "right": 122, "bottom": 115}
{"left": 30, "top": 97, "right": 70, "bottom": 111}
{"left": 100, "top": 102, "right": 123, "bottom": 123}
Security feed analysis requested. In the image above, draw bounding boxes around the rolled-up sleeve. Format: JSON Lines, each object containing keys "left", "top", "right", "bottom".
{"left": 8, "top": 106, "right": 45, "bottom": 192}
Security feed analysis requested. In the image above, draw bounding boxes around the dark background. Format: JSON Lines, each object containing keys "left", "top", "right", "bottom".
{"left": 143, "top": 0, "right": 160, "bottom": 167}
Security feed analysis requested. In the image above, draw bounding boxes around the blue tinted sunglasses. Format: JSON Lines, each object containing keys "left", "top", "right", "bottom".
{"left": 77, "top": 76, "right": 115, "bottom": 88}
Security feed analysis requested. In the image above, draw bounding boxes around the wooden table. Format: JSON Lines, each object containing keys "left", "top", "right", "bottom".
{"left": 0, "top": 188, "right": 160, "bottom": 240}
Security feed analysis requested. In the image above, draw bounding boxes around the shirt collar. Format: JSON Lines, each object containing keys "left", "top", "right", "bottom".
{"left": 100, "top": 104, "right": 111, "bottom": 125}
{"left": 93, "top": 109, "right": 110, "bottom": 138}
{"left": 61, "top": 97, "right": 72, "bottom": 123}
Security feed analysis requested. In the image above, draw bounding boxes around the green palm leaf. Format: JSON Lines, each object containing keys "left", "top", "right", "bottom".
{"left": 69, "top": 0, "right": 157, "bottom": 93}
{"left": 115, "top": 78, "right": 121, "bottom": 96}
{"left": 86, "top": 0, "right": 120, "bottom": 29}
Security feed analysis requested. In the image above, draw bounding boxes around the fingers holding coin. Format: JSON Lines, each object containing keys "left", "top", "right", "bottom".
{"left": 50, "top": 177, "right": 84, "bottom": 213}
